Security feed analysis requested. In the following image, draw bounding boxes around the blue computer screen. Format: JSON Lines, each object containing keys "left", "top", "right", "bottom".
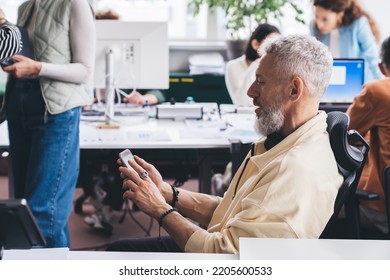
{"left": 321, "top": 59, "right": 364, "bottom": 103}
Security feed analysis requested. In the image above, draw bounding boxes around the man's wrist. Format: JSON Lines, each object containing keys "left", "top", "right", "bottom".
{"left": 170, "top": 185, "right": 180, "bottom": 207}
{"left": 154, "top": 204, "right": 172, "bottom": 220}
{"left": 161, "top": 182, "right": 173, "bottom": 202}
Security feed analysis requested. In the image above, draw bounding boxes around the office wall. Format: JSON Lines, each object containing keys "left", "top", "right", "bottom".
{"left": 361, "top": 0, "right": 390, "bottom": 42}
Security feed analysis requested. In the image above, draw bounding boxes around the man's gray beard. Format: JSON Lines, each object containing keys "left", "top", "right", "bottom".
{"left": 254, "top": 104, "right": 285, "bottom": 136}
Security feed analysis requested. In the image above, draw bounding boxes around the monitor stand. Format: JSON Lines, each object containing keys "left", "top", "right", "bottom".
{"left": 97, "top": 49, "right": 120, "bottom": 129}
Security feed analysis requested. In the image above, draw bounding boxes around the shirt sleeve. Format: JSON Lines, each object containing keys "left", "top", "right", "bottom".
{"left": 145, "top": 89, "right": 167, "bottom": 103}
{"left": 185, "top": 178, "right": 299, "bottom": 254}
{"left": 38, "top": 0, "right": 96, "bottom": 84}
{"left": 356, "top": 16, "right": 382, "bottom": 81}
{"left": 185, "top": 141, "right": 341, "bottom": 253}
{"left": 347, "top": 84, "right": 376, "bottom": 137}
{"left": 0, "top": 23, "right": 22, "bottom": 62}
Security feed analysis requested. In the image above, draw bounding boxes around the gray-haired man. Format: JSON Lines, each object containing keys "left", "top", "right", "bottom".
{"left": 109, "top": 34, "right": 343, "bottom": 254}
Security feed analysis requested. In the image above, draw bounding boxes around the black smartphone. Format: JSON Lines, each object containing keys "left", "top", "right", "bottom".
{"left": 0, "top": 58, "right": 15, "bottom": 67}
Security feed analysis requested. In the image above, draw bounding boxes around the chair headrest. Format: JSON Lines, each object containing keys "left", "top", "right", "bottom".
{"left": 326, "top": 112, "right": 364, "bottom": 172}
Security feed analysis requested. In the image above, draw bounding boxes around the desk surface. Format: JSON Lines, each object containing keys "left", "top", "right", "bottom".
{"left": 0, "top": 113, "right": 259, "bottom": 150}
{"left": 3, "top": 248, "right": 238, "bottom": 260}
{"left": 240, "top": 238, "right": 390, "bottom": 260}
{"left": 80, "top": 116, "right": 231, "bottom": 149}
{"left": 5, "top": 238, "right": 390, "bottom": 260}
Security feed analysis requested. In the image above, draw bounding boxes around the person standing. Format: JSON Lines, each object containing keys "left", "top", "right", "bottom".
{"left": 310, "top": 0, "right": 382, "bottom": 82}
{"left": 1, "top": 0, "right": 96, "bottom": 248}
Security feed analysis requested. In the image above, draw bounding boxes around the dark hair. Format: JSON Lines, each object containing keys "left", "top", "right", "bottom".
{"left": 381, "top": 37, "right": 390, "bottom": 70}
{"left": 245, "top": 23, "right": 280, "bottom": 62}
{"left": 312, "top": 0, "right": 380, "bottom": 43}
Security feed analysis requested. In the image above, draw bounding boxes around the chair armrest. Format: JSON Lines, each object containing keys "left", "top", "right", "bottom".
{"left": 355, "top": 189, "right": 379, "bottom": 200}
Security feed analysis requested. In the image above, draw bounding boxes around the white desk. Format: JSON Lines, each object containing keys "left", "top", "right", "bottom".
{"left": 3, "top": 248, "right": 238, "bottom": 260}
{"left": 79, "top": 116, "right": 232, "bottom": 149}
{"left": 240, "top": 238, "right": 390, "bottom": 260}
{"left": 5, "top": 238, "right": 390, "bottom": 260}
{"left": 0, "top": 113, "right": 258, "bottom": 149}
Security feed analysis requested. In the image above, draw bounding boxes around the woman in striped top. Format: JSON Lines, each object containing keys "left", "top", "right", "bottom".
{"left": 0, "top": 9, "right": 22, "bottom": 64}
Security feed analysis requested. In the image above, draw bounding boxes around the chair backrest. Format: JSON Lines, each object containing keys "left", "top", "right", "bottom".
{"left": 320, "top": 111, "right": 369, "bottom": 238}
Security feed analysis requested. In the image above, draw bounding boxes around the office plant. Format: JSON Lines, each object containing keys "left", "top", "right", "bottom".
{"left": 188, "top": 0, "right": 306, "bottom": 59}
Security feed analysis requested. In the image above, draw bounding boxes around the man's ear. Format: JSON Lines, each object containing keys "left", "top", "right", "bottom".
{"left": 289, "top": 76, "right": 303, "bottom": 101}
{"left": 378, "top": 62, "right": 389, "bottom": 76}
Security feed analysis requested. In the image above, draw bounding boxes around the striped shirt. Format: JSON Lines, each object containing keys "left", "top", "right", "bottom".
{"left": 0, "top": 22, "right": 22, "bottom": 63}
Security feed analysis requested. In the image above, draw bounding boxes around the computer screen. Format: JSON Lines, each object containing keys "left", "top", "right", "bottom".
{"left": 94, "top": 20, "right": 169, "bottom": 90}
{"left": 321, "top": 59, "right": 365, "bottom": 103}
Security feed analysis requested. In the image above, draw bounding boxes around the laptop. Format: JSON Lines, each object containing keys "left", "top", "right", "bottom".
{"left": 321, "top": 58, "right": 365, "bottom": 104}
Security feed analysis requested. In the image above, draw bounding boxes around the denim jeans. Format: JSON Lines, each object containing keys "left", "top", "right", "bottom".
{"left": 6, "top": 78, "right": 80, "bottom": 248}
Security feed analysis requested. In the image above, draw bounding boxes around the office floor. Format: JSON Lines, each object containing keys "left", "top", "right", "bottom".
{"left": 0, "top": 174, "right": 198, "bottom": 251}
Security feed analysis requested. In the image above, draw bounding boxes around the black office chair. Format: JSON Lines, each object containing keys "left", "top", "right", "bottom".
{"left": 320, "top": 111, "right": 369, "bottom": 239}
{"left": 354, "top": 165, "right": 390, "bottom": 239}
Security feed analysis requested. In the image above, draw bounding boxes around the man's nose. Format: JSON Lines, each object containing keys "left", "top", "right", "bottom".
{"left": 247, "top": 81, "right": 257, "bottom": 98}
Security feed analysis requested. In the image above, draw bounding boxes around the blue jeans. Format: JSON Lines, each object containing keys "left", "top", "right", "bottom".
{"left": 6, "top": 78, "right": 80, "bottom": 248}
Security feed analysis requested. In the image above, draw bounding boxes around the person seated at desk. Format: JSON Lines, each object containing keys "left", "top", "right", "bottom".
{"left": 90, "top": 88, "right": 166, "bottom": 109}
{"left": 310, "top": 0, "right": 382, "bottom": 82}
{"left": 346, "top": 36, "right": 390, "bottom": 233}
{"left": 225, "top": 23, "right": 279, "bottom": 106}
{"left": 107, "top": 34, "right": 343, "bottom": 254}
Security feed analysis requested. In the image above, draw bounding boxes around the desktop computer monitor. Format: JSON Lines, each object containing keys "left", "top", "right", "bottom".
{"left": 321, "top": 58, "right": 365, "bottom": 103}
{"left": 94, "top": 20, "right": 169, "bottom": 90}
{"left": 93, "top": 20, "right": 169, "bottom": 126}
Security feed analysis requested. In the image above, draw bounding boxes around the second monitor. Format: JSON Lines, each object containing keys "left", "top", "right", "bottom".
{"left": 94, "top": 20, "right": 169, "bottom": 90}
{"left": 322, "top": 58, "right": 365, "bottom": 104}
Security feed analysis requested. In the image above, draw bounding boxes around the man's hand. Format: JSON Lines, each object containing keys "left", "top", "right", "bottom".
{"left": 2, "top": 55, "right": 42, "bottom": 78}
{"left": 0, "top": 8, "right": 6, "bottom": 21}
{"left": 118, "top": 155, "right": 172, "bottom": 202}
{"left": 120, "top": 159, "right": 170, "bottom": 219}
{"left": 123, "top": 91, "right": 147, "bottom": 106}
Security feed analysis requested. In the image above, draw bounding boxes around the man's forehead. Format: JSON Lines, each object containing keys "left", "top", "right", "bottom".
{"left": 256, "top": 54, "right": 274, "bottom": 76}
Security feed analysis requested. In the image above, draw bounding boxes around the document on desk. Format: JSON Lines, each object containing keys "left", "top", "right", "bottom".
{"left": 127, "top": 130, "right": 171, "bottom": 142}
{"left": 80, "top": 128, "right": 127, "bottom": 144}
{"left": 222, "top": 113, "right": 260, "bottom": 143}
{"left": 179, "top": 127, "right": 224, "bottom": 139}
{"left": 226, "top": 128, "right": 260, "bottom": 144}
{"left": 182, "top": 119, "right": 226, "bottom": 139}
